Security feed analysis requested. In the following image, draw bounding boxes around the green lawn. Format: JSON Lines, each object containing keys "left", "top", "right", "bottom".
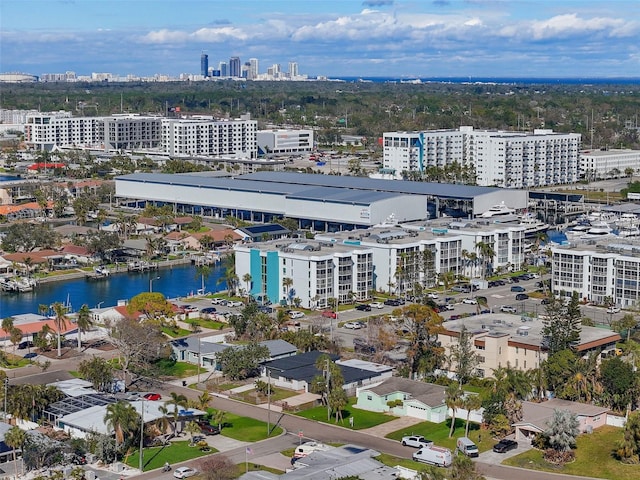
{"left": 192, "top": 319, "right": 226, "bottom": 330}
{"left": 206, "top": 409, "right": 282, "bottom": 441}
{"left": 153, "top": 359, "right": 199, "bottom": 378}
{"left": 504, "top": 426, "right": 636, "bottom": 480}
{"left": 161, "top": 326, "right": 192, "bottom": 338}
{"left": 386, "top": 418, "right": 493, "bottom": 453}
{"left": 235, "top": 386, "right": 299, "bottom": 404}
{"left": 296, "top": 398, "right": 396, "bottom": 430}
{"left": 125, "top": 441, "right": 214, "bottom": 472}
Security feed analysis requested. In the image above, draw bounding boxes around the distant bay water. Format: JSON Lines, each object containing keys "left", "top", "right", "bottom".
{"left": 334, "top": 76, "right": 640, "bottom": 85}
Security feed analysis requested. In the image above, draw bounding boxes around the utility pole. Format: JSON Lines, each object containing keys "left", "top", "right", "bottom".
{"left": 139, "top": 398, "right": 145, "bottom": 473}
{"left": 3, "top": 378, "right": 8, "bottom": 422}
{"left": 266, "top": 369, "right": 271, "bottom": 436}
{"left": 326, "top": 357, "right": 331, "bottom": 422}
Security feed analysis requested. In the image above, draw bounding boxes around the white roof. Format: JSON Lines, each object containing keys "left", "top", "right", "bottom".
{"left": 336, "top": 359, "right": 393, "bottom": 374}
{"left": 48, "top": 379, "right": 98, "bottom": 398}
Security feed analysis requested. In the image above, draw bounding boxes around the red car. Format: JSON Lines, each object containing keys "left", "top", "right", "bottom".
{"left": 143, "top": 393, "right": 162, "bottom": 401}
{"left": 321, "top": 310, "right": 337, "bottom": 319}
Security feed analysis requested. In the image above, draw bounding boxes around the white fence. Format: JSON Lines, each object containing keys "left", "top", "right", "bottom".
{"left": 606, "top": 414, "right": 626, "bottom": 428}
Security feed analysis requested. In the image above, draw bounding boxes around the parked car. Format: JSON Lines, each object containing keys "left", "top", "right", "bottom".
{"left": 516, "top": 293, "right": 529, "bottom": 301}
{"left": 456, "top": 437, "right": 479, "bottom": 457}
{"left": 493, "top": 439, "right": 518, "bottom": 453}
{"left": 18, "top": 341, "right": 34, "bottom": 350}
{"left": 174, "top": 466, "right": 197, "bottom": 478}
{"left": 541, "top": 298, "right": 551, "bottom": 305}
{"left": 369, "top": 302, "right": 385, "bottom": 309}
{"left": 510, "top": 285, "right": 525, "bottom": 292}
{"left": 322, "top": 310, "right": 338, "bottom": 318}
{"left": 355, "top": 321, "right": 367, "bottom": 328}
{"left": 451, "top": 285, "right": 471, "bottom": 293}
{"left": 462, "top": 298, "right": 477, "bottom": 305}
{"left": 607, "top": 306, "right": 621, "bottom": 314}
{"left": 143, "top": 393, "right": 162, "bottom": 401}
{"left": 259, "top": 306, "right": 274, "bottom": 314}
{"left": 500, "top": 305, "right": 517, "bottom": 314}
{"left": 200, "top": 307, "right": 217, "bottom": 314}
{"left": 402, "top": 435, "right": 433, "bottom": 448}
{"left": 289, "top": 310, "right": 305, "bottom": 319}
{"left": 384, "top": 298, "right": 402, "bottom": 306}
{"left": 355, "top": 304, "right": 372, "bottom": 312}
{"left": 412, "top": 446, "right": 452, "bottom": 467}
{"left": 343, "top": 321, "right": 362, "bottom": 330}
{"left": 211, "top": 298, "right": 225, "bottom": 305}
{"left": 426, "top": 292, "right": 439, "bottom": 299}
{"left": 198, "top": 422, "right": 220, "bottom": 435}
{"left": 227, "top": 300, "right": 243, "bottom": 307}
{"left": 439, "top": 304, "right": 455, "bottom": 311}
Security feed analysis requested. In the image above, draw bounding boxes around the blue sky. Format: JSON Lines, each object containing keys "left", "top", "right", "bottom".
{"left": 2, "top": 0, "right": 639, "bottom": 78}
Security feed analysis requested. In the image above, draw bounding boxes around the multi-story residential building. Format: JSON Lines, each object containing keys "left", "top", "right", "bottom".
{"left": 248, "top": 58, "right": 259, "bottom": 80}
{"left": 161, "top": 114, "right": 257, "bottom": 158}
{"left": 383, "top": 126, "right": 581, "bottom": 188}
{"left": 24, "top": 112, "right": 256, "bottom": 158}
{"left": 229, "top": 57, "right": 241, "bottom": 78}
{"left": 440, "top": 314, "right": 620, "bottom": 379}
{"left": 550, "top": 238, "right": 640, "bottom": 308}
{"left": 256, "top": 128, "right": 313, "bottom": 154}
{"left": 235, "top": 239, "right": 374, "bottom": 308}
{"left": 580, "top": 149, "right": 640, "bottom": 180}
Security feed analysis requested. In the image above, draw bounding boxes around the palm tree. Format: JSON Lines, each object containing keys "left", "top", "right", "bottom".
{"left": 185, "top": 420, "right": 201, "bottom": 446}
{"left": 197, "top": 391, "right": 211, "bottom": 411}
{"left": 445, "top": 383, "right": 463, "bottom": 438}
{"left": 166, "top": 392, "right": 188, "bottom": 433}
{"left": 104, "top": 401, "right": 140, "bottom": 449}
{"left": 439, "top": 270, "right": 456, "bottom": 294}
{"left": 4, "top": 426, "right": 26, "bottom": 479}
{"left": 75, "top": 304, "right": 94, "bottom": 351}
{"left": 462, "top": 394, "right": 483, "bottom": 437}
{"left": 156, "top": 405, "right": 172, "bottom": 437}
{"left": 475, "top": 241, "right": 495, "bottom": 280}
{"left": 242, "top": 273, "right": 252, "bottom": 300}
{"left": 2, "top": 316, "right": 14, "bottom": 339}
{"left": 51, "top": 302, "right": 68, "bottom": 357}
{"left": 282, "top": 277, "right": 293, "bottom": 304}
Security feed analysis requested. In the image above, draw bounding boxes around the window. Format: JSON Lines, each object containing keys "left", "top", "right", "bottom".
{"left": 367, "top": 395, "right": 372, "bottom": 401}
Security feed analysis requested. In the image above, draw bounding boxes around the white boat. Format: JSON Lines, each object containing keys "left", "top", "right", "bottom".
{"left": 480, "top": 202, "right": 516, "bottom": 218}
{"left": 586, "top": 211, "right": 619, "bottom": 224}
{"left": 581, "top": 221, "right": 614, "bottom": 238}
{"left": 618, "top": 225, "right": 640, "bottom": 237}
{"left": 518, "top": 214, "right": 549, "bottom": 236}
{"left": 94, "top": 266, "right": 110, "bottom": 276}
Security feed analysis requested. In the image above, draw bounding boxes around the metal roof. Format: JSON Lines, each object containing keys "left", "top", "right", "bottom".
{"left": 240, "top": 172, "right": 505, "bottom": 199}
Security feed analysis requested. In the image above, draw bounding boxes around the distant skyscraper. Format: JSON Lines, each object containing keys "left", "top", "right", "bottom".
{"left": 248, "top": 58, "right": 259, "bottom": 80}
{"left": 229, "top": 56, "right": 241, "bottom": 78}
{"left": 288, "top": 62, "right": 298, "bottom": 78}
{"left": 219, "top": 62, "right": 227, "bottom": 77}
{"left": 201, "top": 53, "right": 209, "bottom": 77}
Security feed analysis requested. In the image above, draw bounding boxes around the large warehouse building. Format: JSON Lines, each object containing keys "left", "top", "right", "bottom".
{"left": 115, "top": 172, "right": 528, "bottom": 231}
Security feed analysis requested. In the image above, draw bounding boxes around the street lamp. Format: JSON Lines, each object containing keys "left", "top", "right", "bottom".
{"left": 139, "top": 397, "right": 145, "bottom": 472}
{"left": 149, "top": 276, "right": 160, "bottom": 293}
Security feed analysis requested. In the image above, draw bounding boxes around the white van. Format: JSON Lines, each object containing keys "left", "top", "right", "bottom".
{"left": 412, "top": 446, "right": 452, "bottom": 467}
{"left": 456, "top": 437, "right": 479, "bottom": 457}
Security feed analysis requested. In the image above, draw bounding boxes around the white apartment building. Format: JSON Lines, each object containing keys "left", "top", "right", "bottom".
{"left": 580, "top": 149, "right": 640, "bottom": 180}
{"left": 23, "top": 112, "right": 256, "bottom": 158}
{"left": 550, "top": 239, "right": 640, "bottom": 308}
{"left": 235, "top": 240, "right": 374, "bottom": 309}
{"left": 383, "top": 126, "right": 581, "bottom": 188}
{"left": 161, "top": 115, "right": 257, "bottom": 158}
{"left": 257, "top": 129, "right": 313, "bottom": 155}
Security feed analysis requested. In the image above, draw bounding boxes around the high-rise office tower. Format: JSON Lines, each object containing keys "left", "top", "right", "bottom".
{"left": 201, "top": 53, "right": 209, "bottom": 77}
{"left": 229, "top": 56, "right": 241, "bottom": 78}
{"left": 219, "top": 62, "right": 227, "bottom": 77}
{"left": 288, "top": 62, "right": 298, "bottom": 78}
{"left": 248, "top": 58, "right": 259, "bottom": 80}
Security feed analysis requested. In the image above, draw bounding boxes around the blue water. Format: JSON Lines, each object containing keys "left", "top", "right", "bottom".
{"left": 333, "top": 76, "right": 640, "bottom": 85}
{"left": 0, "top": 263, "right": 226, "bottom": 318}
{"left": 0, "top": 175, "right": 19, "bottom": 183}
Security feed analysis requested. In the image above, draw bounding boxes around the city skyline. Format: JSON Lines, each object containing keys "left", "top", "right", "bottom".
{"left": 1, "top": 0, "right": 640, "bottom": 78}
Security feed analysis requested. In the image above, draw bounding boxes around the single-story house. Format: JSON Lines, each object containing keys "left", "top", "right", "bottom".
{"left": 1, "top": 313, "right": 77, "bottom": 347}
{"left": 0, "top": 423, "right": 15, "bottom": 462}
{"left": 513, "top": 398, "right": 610, "bottom": 442}
{"left": 355, "top": 377, "right": 449, "bottom": 423}
{"left": 171, "top": 336, "right": 297, "bottom": 370}
{"left": 264, "top": 351, "right": 388, "bottom": 395}
{"left": 60, "top": 244, "right": 98, "bottom": 264}
{"left": 47, "top": 379, "right": 99, "bottom": 398}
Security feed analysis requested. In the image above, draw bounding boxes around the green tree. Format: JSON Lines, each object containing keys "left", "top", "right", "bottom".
{"left": 4, "top": 426, "right": 26, "bottom": 479}
{"left": 75, "top": 304, "right": 94, "bottom": 350}
{"left": 612, "top": 314, "right": 639, "bottom": 342}
{"left": 445, "top": 383, "right": 463, "bottom": 438}
{"left": 462, "top": 394, "right": 483, "bottom": 437}
{"left": 616, "top": 411, "right": 640, "bottom": 464}
{"left": 127, "top": 292, "right": 174, "bottom": 323}
{"left": 2, "top": 316, "right": 14, "bottom": 338}
{"left": 599, "top": 356, "right": 638, "bottom": 412}
{"left": 216, "top": 343, "right": 270, "bottom": 380}
{"left": 545, "top": 409, "right": 580, "bottom": 459}
{"left": 104, "top": 401, "right": 140, "bottom": 450}
{"left": 400, "top": 304, "right": 445, "bottom": 379}
{"left": 9, "top": 327, "right": 23, "bottom": 354}
{"left": 541, "top": 292, "right": 581, "bottom": 354}
{"left": 51, "top": 301, "right": 69, "bottom": 357}
{"left": 185, "top": 420, "right": 201, "bottom": 446}
{"left": 166, "top": 391, "right": 188, "bottom": 433}
{"left": 78, "top": 356, "right": 114, "bottom": 392}
{"left": 311, "top": 354, "right": 348, "bottom": 423}
{"left": 448, "top": 325, "right": 479, "bottom": 385}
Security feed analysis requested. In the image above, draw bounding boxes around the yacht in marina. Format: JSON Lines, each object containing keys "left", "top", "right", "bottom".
{"left": 480, "top": 202, "right": 516, "bottom": 218}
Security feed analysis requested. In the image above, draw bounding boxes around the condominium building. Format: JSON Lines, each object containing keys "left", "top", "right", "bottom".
{"left": 580, "top": 149, "right": 640, "bottom": 180}
{"left": 235, "top": 239, "right": 374, "bottom": 309}
{"left": 550, "top": 239, "right": 640, "bottom": 308}
{"left": 161, "top": 115, "right": 257, "bottom": 158}
{"left": 256, "top": 128, "right": 313, "bottom": 154}
{"left": 383, "top": 126, "right": 581, "bottom": 188}
{"left": 23, "top": 112, "right": 256, "bottom": 158}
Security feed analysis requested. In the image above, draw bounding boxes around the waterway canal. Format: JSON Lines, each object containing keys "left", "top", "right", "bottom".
{"left": 0, "top": 263, "right": 226, "bottom": 318}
